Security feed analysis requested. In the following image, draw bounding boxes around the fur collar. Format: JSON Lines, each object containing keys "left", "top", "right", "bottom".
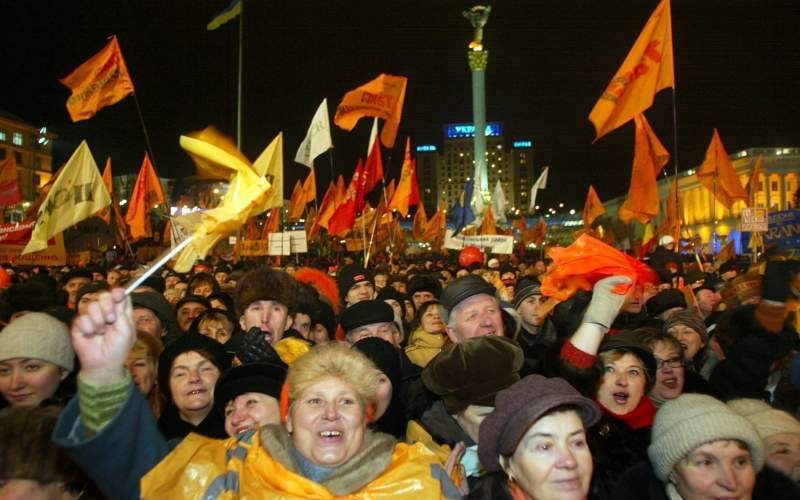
{"left": 259, "top": 424, "right": 397, "bottom": 495}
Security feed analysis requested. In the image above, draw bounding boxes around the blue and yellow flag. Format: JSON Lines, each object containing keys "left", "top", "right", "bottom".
{"left": 207, "top": 0, "right": 242, "bottom": 31}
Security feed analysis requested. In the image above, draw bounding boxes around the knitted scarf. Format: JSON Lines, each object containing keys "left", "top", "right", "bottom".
{"left": 596, "top": 395, "right": 655, "bottom": 429}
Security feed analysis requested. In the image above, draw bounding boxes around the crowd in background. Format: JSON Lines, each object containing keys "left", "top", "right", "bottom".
{"left": 0, "top": 235, "right": 799, "bottom": 499}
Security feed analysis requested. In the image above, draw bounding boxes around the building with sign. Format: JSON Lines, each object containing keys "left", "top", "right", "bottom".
{"left": 415, "top": 121, "right": 536, "bottom": 217}
{"left": 602, "top": 147, "right": 799, "bottom": 245}
{"left": 0, "top": 109, "right": 57, "bottom": 216}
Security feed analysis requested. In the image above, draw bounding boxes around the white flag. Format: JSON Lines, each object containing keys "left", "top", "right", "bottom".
{"left": 367, "top": 118, "right": 379, "bottom": 155}
{"left": 294, "top": 98, "right": 333, "bottom": 168}
{"left": 528, "top": 166, "right": 549, "bottom": 212}
{"left": 492, "top": 179, "right": 508, "bottom": 223}
{"left": 471, "top": 169, "right": 485, "bottom": 217}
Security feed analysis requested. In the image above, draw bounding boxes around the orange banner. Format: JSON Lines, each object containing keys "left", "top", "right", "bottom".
{"left": 334, "top": 74, "right": 407, "bottom": 148}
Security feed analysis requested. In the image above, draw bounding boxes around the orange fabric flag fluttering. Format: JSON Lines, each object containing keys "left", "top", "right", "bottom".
{"left": 312, "top": 182, "right": 336, "bottom": 236}
{"left": 589, "top": 0, "right": 674, "bottom": 140}
{"left": 412, "top": 202, "right": 428, "bottom": 240}
{"left": 746, "top": 155, "right": 763, "bottom": 206}
{"left": 618, "top": 114, "right": 670, "bottom": 224}
{"left": 287, "top": 180, "right": 304, "bottom": 220}
{"left": 60, "top": 36, "right": 135, "bottom": 122}
{"left": 261, "top": 207, "right": 281, "bottom": 238}
{"left": 582, "top": 185, "right": 605, "bottom": 229}
{"left": 98, "top": 158, "right": 127, "bottom": 243}
{"left": 696, "top": 129, "right": 748, "bottom": 209}
{"left": 334, "top": 74, "right": 408, "bottom": 148}
{"left": 301, "top": 168, "right": 317, "bottom": 207}
{"left": 479, "top": 205, "right": 498, "bottom": 235}
{"left": 421, "top": 202, "right": 446, "bottom": 245}
{"left": 0, "top": 154, "right": 22, "bottom": 207}
{"left": 660, "top": 177, "right": 681, "bottom": 243}
{"left": 329, "top": 164, "right": 363, "bottom": 237}
{"left": 124, "top": 153, "right": 166, "bottom": 241}
{"left": 387, "top": 139, "right": 417, "bottom": 217}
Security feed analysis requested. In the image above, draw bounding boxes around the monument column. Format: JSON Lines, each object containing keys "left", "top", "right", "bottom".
{"left": 464, "top": 6, "right": 491, "bottom": 206}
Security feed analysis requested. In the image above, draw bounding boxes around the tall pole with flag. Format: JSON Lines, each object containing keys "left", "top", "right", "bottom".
{"left": 208, "top": 0, "right": 244, "bottom": 147}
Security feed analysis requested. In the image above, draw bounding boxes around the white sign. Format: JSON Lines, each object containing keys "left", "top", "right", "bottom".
{"left": 268, "top": 232, "right": 291, "bottom": 255}
{"left": 288, "top": 230, "right": 308, "bottom": 253}
{"left": 741, "top": 208, "right": 768, "bottom": 232}
{"left": 444, "top": 230, "right": 515, "bottom": 254}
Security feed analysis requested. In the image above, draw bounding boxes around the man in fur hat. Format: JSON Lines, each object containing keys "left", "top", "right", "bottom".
{"left": 234, "top": 267, "right": 299, "bottom": 345}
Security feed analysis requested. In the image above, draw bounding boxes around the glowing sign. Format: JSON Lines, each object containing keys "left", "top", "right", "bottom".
{"left": 416, "top": 145, "right": 437, "bottom": 152}
{"left": 513, "top": 140, "right": 532, "bottom": 148}
{"left": 445, "top": 122, "right": 503, "bottom": 138}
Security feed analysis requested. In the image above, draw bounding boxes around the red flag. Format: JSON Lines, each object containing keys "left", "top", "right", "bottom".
{"left": 261, "top": 207, "right": 281, "bottom": 237}
{"left": 59, "top": 36, "right": 135, "bottom": 122}
{"left": 0, "top": 155, "right": 22, "bottom": 207}
{"left": 352, "top": 160, "right": 369, "bottom": 213}
{"left": 124, "top": 152, "right": 166, "bottom": 241}
{"left": 363, "top": 138, "right": 384, "bottom": 194}
{"left": 328, "top": 166, "right": 362, "bottom": 237}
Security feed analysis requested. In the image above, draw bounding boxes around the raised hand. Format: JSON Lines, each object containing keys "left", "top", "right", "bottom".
{"left": 70, "top": 288, "right": 136, "bottom": 386}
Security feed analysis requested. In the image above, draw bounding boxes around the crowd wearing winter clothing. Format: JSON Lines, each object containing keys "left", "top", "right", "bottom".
{"left": 0, "top": 238, "right": 799, "bottom": 499}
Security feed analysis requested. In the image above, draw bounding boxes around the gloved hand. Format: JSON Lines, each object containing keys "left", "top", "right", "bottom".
{"left": 582, "top": 276, "right": 633, "bottom": 329}
{"left": 236, "top": 327, "right": 281, "bottom": 364}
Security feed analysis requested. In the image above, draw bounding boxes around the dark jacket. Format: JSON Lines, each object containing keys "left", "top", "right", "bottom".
{"left": 53, "top": 383, "right": 176, "bottom": 500}
{"left": 589, "top": 413, "right": 651, "bottom": 500}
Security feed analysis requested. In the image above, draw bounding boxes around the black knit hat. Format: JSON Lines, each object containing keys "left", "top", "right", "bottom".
{"left": 513, "top": 278, "right": 542, "bottom": 309}
{"left": 158, "top": 334, "right": 231, "bottom": 401}
{"left": 213, "top": 361, "right": 287, "bottom": 416}
{"left": 422, "top": 336, "right": 524, "bottom": 413}
{"left": 377, "top": 286, "right": 406, "bottom": 304}
{"left": 407, "top": 274, "right": 442, "bottom": 299}
{"left": 645, "top": 288, "right": 686, "bottom": 318}
{"left": 340, "top": 300, "right": 395, "bottom": 334}
{"left": 311, "top": 300, "right": 336, "bottom": 340}
{"left": 352, "top": 337, "right": 402, "bottom": 389}
{"left": 337, "top": 264, "right": 373, "bottom": 295}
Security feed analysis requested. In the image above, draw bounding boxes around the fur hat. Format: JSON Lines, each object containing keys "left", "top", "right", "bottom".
{"left": 728, "top": 398, "right": 800, "bottom": 439}
{"left": 422, "top": 336, "right": 523, "bottom": 414}
{"left": 234, "top": 267, "right": 299, "bottom": 316}
{"left": 407, "top": 274, "right": 442, "bottom": 299}
{"left": 0, "top": 406, "right": 85, "bottom": 484}
{"left": 0, "top": 312, "right": 73, "bottom": 372}
{"left": 479, "top": 375, "right": 601, "bottom": 472}
{"left": 648, "top": 394, "right": 764, "bottom": 481}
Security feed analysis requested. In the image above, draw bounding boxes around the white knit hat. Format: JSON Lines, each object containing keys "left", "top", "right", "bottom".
{"left": 0, "top": 312, "right": 74, "bottom": 372}
{"left": 648, "top": 394, "right": 764, "bottom": 481}
{"left": 729, "top": 398, "right": 800, "bottom": 439}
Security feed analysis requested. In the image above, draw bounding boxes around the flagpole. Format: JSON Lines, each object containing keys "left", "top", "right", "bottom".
{"left": 236, "top": 0, "right": 244, "bottom": 149}
{"left": 130, "top": 94, "right": 158, "bottom": 168}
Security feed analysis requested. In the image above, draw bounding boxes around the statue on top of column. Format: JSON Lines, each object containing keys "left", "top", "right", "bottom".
{"left": 463, "top": 5, "right": 491, "bottom": 51}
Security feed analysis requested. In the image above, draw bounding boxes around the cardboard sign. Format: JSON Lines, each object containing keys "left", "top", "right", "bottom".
{"left": 740, "top": 207, "right": 768, "bottom": 232}
{"left": 238, "top": 239, "right": 269, "bottom": 256}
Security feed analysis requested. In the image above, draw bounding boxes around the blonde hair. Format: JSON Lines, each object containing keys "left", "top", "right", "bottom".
{"left": 285, "top": 343, "right": 380, "bottom": 413}
{"left": 197, "top": 312, "right": 233, "bottom": 336}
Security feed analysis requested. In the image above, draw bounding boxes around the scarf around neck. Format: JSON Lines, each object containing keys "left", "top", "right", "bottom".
{"left": 596, "top": 395, "right": 655, "bottom": 429}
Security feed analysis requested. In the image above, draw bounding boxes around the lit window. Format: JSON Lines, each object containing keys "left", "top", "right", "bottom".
{"left": 0, "top": 129, "right": 6, "bottom": 142}
{"left": 12, "top": 132, "right": 22, "bottom": 146}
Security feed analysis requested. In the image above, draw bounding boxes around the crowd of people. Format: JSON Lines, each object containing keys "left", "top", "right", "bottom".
{"left": 0, "top": 236, "right": 798, "bottom": 500}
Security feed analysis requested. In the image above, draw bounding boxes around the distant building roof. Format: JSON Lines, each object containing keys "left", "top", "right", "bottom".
{"left": 0, "top": 108, "right": 35, "bottom": 127}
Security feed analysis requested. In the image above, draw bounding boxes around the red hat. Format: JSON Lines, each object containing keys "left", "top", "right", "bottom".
{"left": 458, "top": 246, "right": 484, "bottom": 268}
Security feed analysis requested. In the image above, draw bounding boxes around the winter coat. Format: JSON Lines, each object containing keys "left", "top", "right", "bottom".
{"left": 53, "top": 382, "right": 175, "bottom": 500}
{"left": 405, "top": 327, "right": 448, "bottom": 368}
{"left": 614, "top": 459, "right": 800, "bottom": 500}
{"left": 589, "top": 412, "right": 651, "bottom": 499}
{"left": 141, "top": 423, "right": 462, "bottom": 499}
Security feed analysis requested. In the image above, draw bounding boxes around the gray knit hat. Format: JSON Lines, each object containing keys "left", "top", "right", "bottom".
{"left": 0, "top": 312, "right": 73, "bottom": 372}
{"left": 663, "top": 309, "right": 708, "bottom": 345}
{"left": 648, "top": 394, "right": 764, "bottom": 481}
{"left": 729, "top": 398, "right": 800, "bottom": 439}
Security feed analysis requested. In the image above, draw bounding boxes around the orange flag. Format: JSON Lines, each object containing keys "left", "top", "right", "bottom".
{"left": 589, "top": 0, "right": 674, "bottom": 139}
{"left": 659, "top": 177, "right": 681, "bottom": 243}
{"left": 696, "top": 129, "right": 748, "bottom": 209}
{"left": 301, "top": 168, "right": 317, "bottom": 206}
{"left": 98, "top": 158, "right": 128, "bottom": 245}
{"left": 479, "top": 205, "right": 498, "bottom": 235}
{"left": 334, "top": 74, "right": 408, "bottom": 148}
{"left": 412, "top": 202, "right": 428, "bottom": 240}
{"left": 363, "top": 137, "right": 384, "bottom": 194}
{"left": 245, "top": 217, "right": 260, "bottom": 240}
{"left": 0, "top": 154, "right": 22, "bottom": 207}
{"left": 524, "top": 217, "right": 548, "bottom": 246}
{"left": 422, "top": 202, "right": 446, "bottom": 244}
{"left": 261, "top": 207, "right": 281, "bottom": 237}
{"left": 746, "top": 155, "right": 763, "bottom": 206}
{"left": 287, "top": 180, "right": 305, "bottom": 220}
{"left": 512, "top": 217, "right": 528, "bottom": 232}
{"left": 312, "top": 181, "right": 336, "bottom": 235}
{"left": 59, "top": 36, "right": 135, "bottom": 122}
{"left": 388, "top": 139, "right": 416, "bottom": 217}
{"left": 329, "top": 165, "right": 362, "bottom": 237}
{"left": 582, "top": 185, "right": 606, "bottom": 229}
{"left": 717, "top": 240, "right": 735, "bottom": 264}
{"left": 385, "top": 178, "right": 396, "bottom": 206}
{"left": 124, "top": 152, "right": 166, "bottom": 241}
{"left": 619, "top": 114, "right": 670, "bottom": 224}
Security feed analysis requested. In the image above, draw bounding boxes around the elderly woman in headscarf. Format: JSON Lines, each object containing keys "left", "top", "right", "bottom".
{"left": 470, "top": 374, "right": 601, "bottom": 500}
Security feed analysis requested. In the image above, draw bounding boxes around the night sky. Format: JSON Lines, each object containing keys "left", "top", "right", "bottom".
{"left": 2, "top": 1, "right": 798, "bottom": 209}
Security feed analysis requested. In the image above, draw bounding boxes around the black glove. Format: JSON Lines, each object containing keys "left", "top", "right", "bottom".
{"left": 236, "top": 327, "right": 281, "bottom": 364}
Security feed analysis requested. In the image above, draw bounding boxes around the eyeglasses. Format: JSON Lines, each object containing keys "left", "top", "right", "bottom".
{"left": 656, "top": 357, "right": 683, "bottom": 370}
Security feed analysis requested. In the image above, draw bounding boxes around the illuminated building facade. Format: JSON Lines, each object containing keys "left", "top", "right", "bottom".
{"left": 603, "top": 147, "right": 799, "bottom": 244}
{"left": 0, "top": 109, "right": 56, "bottom": 210}
{"left": 415, "top": 122, "right": 535, "bottom": 218}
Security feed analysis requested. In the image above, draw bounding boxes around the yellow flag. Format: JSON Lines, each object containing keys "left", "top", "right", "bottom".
{"left": 23, "top": 141, "right": 111, "bottom": 254}
{"left": 252, "top": 134, "right": 284, "bottom": 210}
{"left": 619, "top": 114, "right": 670, "bottom": 223}
{"left": 696, "top": 129, "right": 748, "bottom": 209}
{"left": 589, "top": 0, "right": 674, "bottom": 139}
{"left": 582, "top": 185, "right": 606, "bottom": 228}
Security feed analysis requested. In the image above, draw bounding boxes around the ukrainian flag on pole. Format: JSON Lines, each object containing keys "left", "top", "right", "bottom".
{"left": 207, "top": 0, "right": 242, "bottom": 30}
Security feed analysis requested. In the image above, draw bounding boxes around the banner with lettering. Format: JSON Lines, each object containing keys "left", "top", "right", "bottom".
{"left": 740, "top": 210, "right": 800, "bottom": 250}
{"left": 444, "top": 230, "right": 515, "bottom": 254}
